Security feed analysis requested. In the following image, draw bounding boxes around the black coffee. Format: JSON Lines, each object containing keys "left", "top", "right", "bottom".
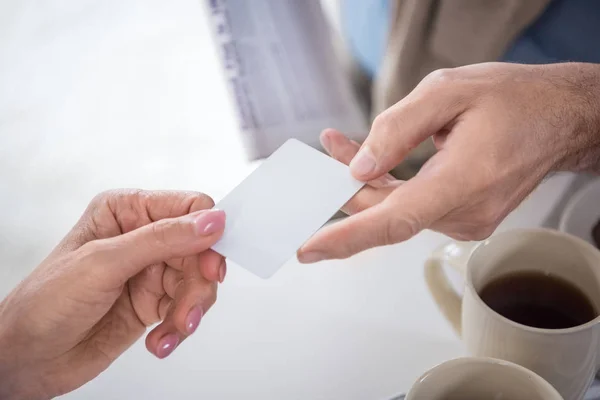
{"left": 480, "top": 271, "right": 597, "bottom": 329}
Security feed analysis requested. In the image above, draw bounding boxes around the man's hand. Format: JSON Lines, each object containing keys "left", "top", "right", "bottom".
{"left": 298, "top": 62, "right": 600, "bottom": 262}
{"left": 0, "top": 190, "right": 226, "bottom": 399}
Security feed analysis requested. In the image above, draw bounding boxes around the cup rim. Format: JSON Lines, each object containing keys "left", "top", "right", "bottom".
{"left": 407, "top": 356, "right": 562, "bottom": 399}
{"left": 465, "top": 227, "right": 600, "bottom": 335}
{"left": 558, "top": 178, "right": 600, "bottom": 235}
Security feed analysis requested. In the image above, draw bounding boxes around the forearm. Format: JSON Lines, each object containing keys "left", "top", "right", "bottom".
{"left": 547, "top": 63, "right": 600, "bottom": 174}
{"left": 0, "top": 344, "right": 26, "bottom": 399}
{"left": 0, "top": 305, "right": 48, "bottom": 400}
{"left": 0, "top": 375, "right": 47, "bottom": 400}
{"left": 0, "top": 349, "right": 50, "bottom": 400}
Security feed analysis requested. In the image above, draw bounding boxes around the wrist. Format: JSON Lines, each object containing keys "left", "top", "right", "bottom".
{"left": 0, "top": 347, "right": 49, "bottom": 399}
{"left": 0, "top": 306, "right": 48, "bottom": 400}
{"left": 0, "top": 336, "right": 24, "bottom": 399}
{"left": 544, "top": 63, "right": 600, "bottom": 174}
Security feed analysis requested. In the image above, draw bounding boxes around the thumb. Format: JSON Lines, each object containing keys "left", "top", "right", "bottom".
{"left": 350, "top": 73, "right": 465, "bottom": 181}
{"left": 83, "top": 209, "right": 225, "bottom": 286}
{"left": 298, "top": 171, "right": 454, "bottom": 261}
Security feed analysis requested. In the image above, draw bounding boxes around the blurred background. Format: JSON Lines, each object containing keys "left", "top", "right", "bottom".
{"left": 0, "top": 0, "right": 259, "bottom": 291}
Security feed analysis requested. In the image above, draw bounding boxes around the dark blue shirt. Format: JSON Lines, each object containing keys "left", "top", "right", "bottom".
{"left": 341, "top": 0, "right": 600, "bottom": 77}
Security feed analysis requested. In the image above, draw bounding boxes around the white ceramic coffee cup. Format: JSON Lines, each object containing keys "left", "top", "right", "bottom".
{"left": 425, "top": 228, "right": 600, "bottom": 400}
{"left": 559, "top": 178, "right": 600, "bottom": 246}
{"left": 406, "top": 357, "right": 563, "bottom": 399}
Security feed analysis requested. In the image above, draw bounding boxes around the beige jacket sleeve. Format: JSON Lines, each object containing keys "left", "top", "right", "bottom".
{"left": 370, "top": 0, "right": 550, "bottom": 177}
{"left": 372, "top": 0, "right": 551, "bottom": 116}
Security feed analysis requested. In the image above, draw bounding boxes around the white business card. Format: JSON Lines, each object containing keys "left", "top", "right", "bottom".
{"left": 212, "top": 139, "right": 364, "bottom": 278}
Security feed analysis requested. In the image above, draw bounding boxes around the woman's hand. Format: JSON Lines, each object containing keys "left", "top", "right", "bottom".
{"left": 298, "top": 62, "right": 600, "bottom": 262}
{"left": 0, "top": 190, "right": 226, "bottom": 399}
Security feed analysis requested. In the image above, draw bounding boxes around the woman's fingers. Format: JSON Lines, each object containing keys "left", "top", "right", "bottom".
{"left": 145, "top": 309, "right": 184, "bottom": 359}
{"left": 85, "top": 209, "right": 225, "bottom": 288}
{"left": 146, "top": 258, "right": 219, "bottom": 358}
{"left": 167, "top": 250, "right": 226, "bottom": 283}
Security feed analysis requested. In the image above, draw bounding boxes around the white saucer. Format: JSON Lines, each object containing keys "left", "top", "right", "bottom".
{"left": 559, "top": 178, "right": 600, "bottom": 247}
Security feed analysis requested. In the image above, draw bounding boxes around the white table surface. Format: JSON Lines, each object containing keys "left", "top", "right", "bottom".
{"left": 0, "top": 1, "right": 576, "bottom": 399}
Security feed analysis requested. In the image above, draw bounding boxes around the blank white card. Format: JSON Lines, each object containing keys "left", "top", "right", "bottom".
{"left": 212, "top": 139, "right": 364, "bottom": 278}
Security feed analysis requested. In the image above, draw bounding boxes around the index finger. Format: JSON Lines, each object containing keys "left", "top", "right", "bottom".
{"left": 60, "top": 190, "right": 216, "bottom": 253}
{"left": 103, "top": 189, "right": 215, "bottom": 232}
{"left": 297, "top": 169, "right": 456, "bottom": 262}
{"left": 350, "top": 69, "right": 466, "bottom": 181}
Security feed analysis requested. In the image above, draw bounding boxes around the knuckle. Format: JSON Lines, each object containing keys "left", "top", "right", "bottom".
{"left": 132, "top": 189, "right": 151, "bottom": 204}
{"left": 90, "top": 190, "right": 116, "bottom": 205}
{"left": 381, "top": 219, "right": 398, "bottom": 246}
{"left": 72, "top": 240, "right": 111, "bottom": 281}
{"left": 148, "top": 217, "right": 191, "bottom": 257}
{"left": 87, "top": 189, "right": 145, "bottom": 221}
{"left": 447, "top": 231, "right": 474, "bottom": 242}
{"left": 150, "top": 219, "right": 171, "bottom": 247}
{"left": 77, "top": 240, "right": 105, "bottom": 260}
{"left": 195, "top": 193, "right": 215, "bottom": 209}
{"left": 87, "top": 190, "right": 115, "bottom": 214}
{"left": 370, "top": 112, "right": 405, "bottom": 155}
{"left": 422, "top": 68, "right": 456, "bottom": 87}
{"left": 471, "top": 224, "right": 496, "bottom": 241}
{"left": 90, "top": 189, "right": 142, "bottom": 206}
{"left": 458, "top": 223, "right": 495, "bottom": 242}
{"left": 371, "top": 112, "right": 398, "bottom": 137}
{"left": 380, "top": 213, "right": 421, "bottom": 246}
{"left": 474, "top": 202, "right": 501, "bottom": 228}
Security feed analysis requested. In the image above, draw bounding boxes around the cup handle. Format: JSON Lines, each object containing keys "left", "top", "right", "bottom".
{"left": 424, "top": 241, "right": 479, "bottom": 336}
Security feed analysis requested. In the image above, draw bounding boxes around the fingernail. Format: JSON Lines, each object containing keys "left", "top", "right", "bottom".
{"left": 350, "top": 146, "right": 376, "bottom": 178}
{"left": 156, "top": 333, "right": 179, "bottom": 359}
{"left": 218, "top": 259, "right": 227, "bottom": 283}
{"left": 185, "top": 305, "right": 204, "bottom": 335}
{"left": 193, "top": 209, "right": 225, "bottom": 235}
{"left": 297, "top": 251, "right": 325, "bottom": 264}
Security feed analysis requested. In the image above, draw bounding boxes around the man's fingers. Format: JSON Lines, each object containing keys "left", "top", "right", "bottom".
{"left": 321, "top": 129, "right": 399, "bottom": 215}
{"left": 349, "top": 70, "right": 467, "bottom": 181}
{"left": 341, "top": 182, "right": 402, "bottom": 215}
{"left": 321, "top": 128, "right": 359, "bottom": 164}
{"left": 83, "top": 209, "right": 226, "bottom": 286}
{"left": 321, "top": 129, "right": 396, "bottom": 185}
{"left": 298, "top": 172, "right": 455, "bottom": 262}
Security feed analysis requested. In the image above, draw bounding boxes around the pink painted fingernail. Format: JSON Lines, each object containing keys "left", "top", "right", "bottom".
{"left": 350, "top": 146, "right": 376, "bottom": 178}
{"left": 185, "top": 306, "right": 204, "bottom": 335}
{"left": 156, "top": 333, "right": 179, "bottom": 359}
{"left": 193, "top": 209, "right": 225, "bottom": 235}
{"left": 297, "top": 251, "right": 325, "bottom": 264}
{"left": 218, "top": 260, "right": 227, "bottom": 283}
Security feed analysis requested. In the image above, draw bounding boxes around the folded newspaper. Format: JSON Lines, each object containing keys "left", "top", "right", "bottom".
{"left": 204, "top": 0, "right": 367, "bottom": 160}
